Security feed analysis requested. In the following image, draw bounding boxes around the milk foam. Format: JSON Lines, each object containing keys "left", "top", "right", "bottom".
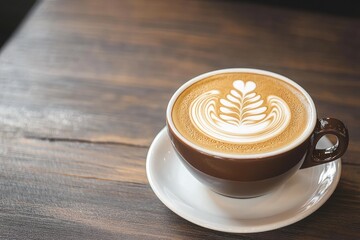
{"left": 189, "top": 80, "right": 291, "bottom": 143}
{"left": 171, "top": 72, "right": 310, "bottom": 154}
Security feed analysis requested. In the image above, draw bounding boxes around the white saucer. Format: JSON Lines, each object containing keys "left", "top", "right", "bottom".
{"left": 146, "top": 127, "right": 341, "bottom": 233}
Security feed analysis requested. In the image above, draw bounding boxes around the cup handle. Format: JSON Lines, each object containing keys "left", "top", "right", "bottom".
{"left": 300, "top": 118, "right": 349, "bottom": 169}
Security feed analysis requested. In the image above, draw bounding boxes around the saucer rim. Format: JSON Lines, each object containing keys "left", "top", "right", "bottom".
{"left": 146, "top": 127, "right": 341, "bottom": 233}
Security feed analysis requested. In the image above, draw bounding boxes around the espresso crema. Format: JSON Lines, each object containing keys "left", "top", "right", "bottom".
{"left": 171, "top": 72, "right": 311, "bottom": 154}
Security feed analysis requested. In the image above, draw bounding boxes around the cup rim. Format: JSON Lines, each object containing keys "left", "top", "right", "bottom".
{"left": 166, "top": 68, "right": 317, "bottom": 159}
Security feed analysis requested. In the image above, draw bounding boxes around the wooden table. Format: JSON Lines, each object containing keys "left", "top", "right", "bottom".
{"left": 0, "top": 0, "right": 359, "bottom": 239}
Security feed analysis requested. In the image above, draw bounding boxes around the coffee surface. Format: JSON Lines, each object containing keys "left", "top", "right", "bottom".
{"left": 172, "top": 72, "right": 310, "bottom": 154}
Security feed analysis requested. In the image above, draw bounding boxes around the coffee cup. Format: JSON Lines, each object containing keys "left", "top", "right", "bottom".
{"left": 166, "top": 68, "right": 349, "bottom": 198}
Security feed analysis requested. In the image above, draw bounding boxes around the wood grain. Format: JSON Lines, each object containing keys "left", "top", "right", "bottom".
{"left": 0, "top": 0, "right": 359, "bottom": 239}
{"left": 0, "top": 138, "right": 359, "bottom": 239}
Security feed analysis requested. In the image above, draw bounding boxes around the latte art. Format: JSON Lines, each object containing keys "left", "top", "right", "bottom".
{"left": 171, "top": 72, "right": 310, "bottom": 154}
{"left": 190, "top": 80, "right": 291, "bottom": 144}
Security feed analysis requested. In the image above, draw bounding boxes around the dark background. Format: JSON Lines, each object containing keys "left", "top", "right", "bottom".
{"left": 0, "top": 0, "right": 37, "bottom": 49}
{"left": 0, "top": 0, "right": 358, "bottom": 50}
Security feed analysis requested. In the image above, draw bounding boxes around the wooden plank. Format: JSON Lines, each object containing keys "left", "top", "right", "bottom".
{"left": 0, "top": 138, "right": 359, "bottom": 239}
{"left": 4, "top": 0, "right": 359, "bottom": 76}
{"left": 0, "top": 70, "right": 168, "bottom": 146}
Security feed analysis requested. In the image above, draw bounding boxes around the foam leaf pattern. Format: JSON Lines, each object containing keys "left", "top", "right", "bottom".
{"left": 219, "top": 80, "right": 267, "bottom": 126}
{"left": 189, "top": 80, "right": 291, "bottom": 144}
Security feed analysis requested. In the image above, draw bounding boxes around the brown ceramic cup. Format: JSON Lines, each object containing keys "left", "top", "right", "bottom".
{"left": 166, "top": 69, "right": 349, "bottom": 198}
